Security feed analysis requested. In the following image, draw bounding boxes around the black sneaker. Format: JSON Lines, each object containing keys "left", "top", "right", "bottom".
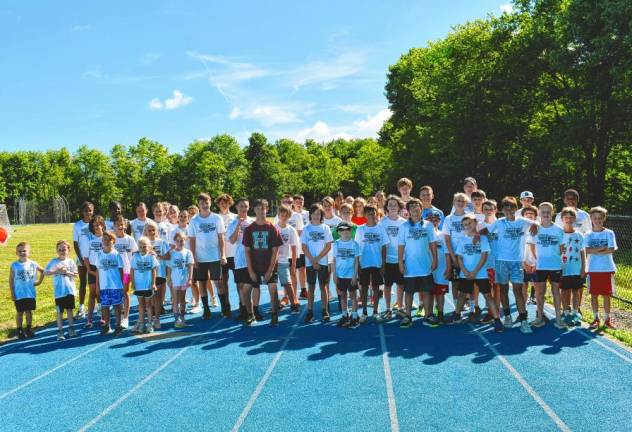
{"left": 348, "top": 317, "right": 360, "bottom": 329}
{"left": 336, "top": 316, "right": 349, "bottom": 327}
{"left": 271, "top": 313, "right": 279, "bottom": 326}
{"left": 322, "top": 313, "right": 330, "bottom": 323}
{"left": 113, "top": 326, "right": 124, "bottom": 336}
{"left": 244, "top": 314, "right": 255, "bottom": 326}
{"left": 100, "top": 325, "right": 111, "bottom": 336}
{"left": 25, "top": 327, "right": 35, "bottom": 338}
{"left": 493, "top": 319, "right": 505, "bottom": 333}
{"left": 17, "top": 328, "right": 25, "bottom": 339}
{"left": 480, "top": 313, "right": 494, "bottom": 324}
{"left": 254, "top": 309, "right": 264, "bottom": 322}
{"left": 290, "top": 304, "right": 300, "bottom": 314}
{"left": 426, "top": 315, "right": 440, "bottom": 327}
{"left": 304, "top": 310, "right": 314, "bottom": 324}
{"left": 202, "top": 308, "right": 211, "bottom": 320}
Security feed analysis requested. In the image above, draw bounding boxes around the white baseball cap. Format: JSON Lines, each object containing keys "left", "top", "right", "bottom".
{"left": 520, "top": 191, "right": 534, "bottom": 200}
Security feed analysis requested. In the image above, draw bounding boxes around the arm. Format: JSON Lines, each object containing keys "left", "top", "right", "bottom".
{"left": 151, "top": 267, "right": 157, "bottom": 291}
{"left": 73, "top": 241, "right": 82, "bottom": 262}
{"left": 332, "top": 257, "right": 338, "bottom": 284}
{"left": 430, "top": 242, "right": 438, "bottom": 272}
{"left": 186, "top": 264, "right": 193, "bottom": 288}
{"left": 444, "top": 234, "right": 456, "bottom": 265}
{"left": 443, "top": 254, "right": 452, "bottom": 280}
{"left": 189, "top": 237, "right": 197, "bottom": 268}
{"left": 218, "top": 233, "right": 226, "bottom": 265}
{"left": 130, "top": 268, "right": 136, "bottom": 291}
{"left": 229, "top": 223, "right": 240, "bottom": 244}
{"left": 34, "top": 266, "right": 45, "bottom": 287}
{"left": 9, "top": 267, "right": 15, "bottom": 301}
{"left": 352, "top": 256, "right": 359, "bottom": 286}
{"left": 457, "top": 255, "right": 467, "bottom": 278}
{"left": 580, "top": 249, "right": 586, "bottom": 278}
{"left": 265, "top": 246, "right": 279, "bottom": 281}
{"left": 313, "top": 242, "right": 332, "bottom": 264}
{"left": 290, "top": 245, "right": 297, "bottom": 274}
{"left": 245, "top": 246, "right": 256, "bottom": 281}
{"left": 398, "top": 245, "right": 405, "bottom": 275}
{"left": 380, "top": 244, "right": 387, "bottom": 274}
{"left": 302, "top": 242, "right": 316, "bottom": 269}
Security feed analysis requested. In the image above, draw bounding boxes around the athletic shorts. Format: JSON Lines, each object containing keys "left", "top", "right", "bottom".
{"left": 433, "top": 284, "right": 449, "bottom": 295}
{"left": 535, "top": 270, "right": 562, "bottom": 283}
{"left": 55, "top": 294, "right": 75, "bottom": 310}
{"left": 15, "top": 298, "right": 36, "bottom": 312}
{"left": 459, "top": 278, "right": 491, "bottom": 295}
{"left": 384, "top": 263, "right": 404, "bottom": 286}
{"left": 134, "top": 290, "right": 154, "bottom": 298}
{"left": 289, "top": 254, "right": 306, "bottom": 269}
{"left": 495, "top": 260, "right": 524, "bottom": 284}
{"left": 360, "top": 267, "right": 384, "bottom": 287}
{"left": 221, "top": 257, "right": 235, "bottom": 279}
{"left": 487, "top": 268, "right": 496, "bottom": 286}
{"left": 306, "top": 265, "right": 329, "bottom": 287}
{"left": 337, "top": 278, "right": 357, "bottom": 292}
{"left": 249, "top": 271, "right": 278, "bottom": 289}
{"left": 587, "top": 272, "right": 615, "bottom": 296}
{"left": 88, "top": 264, "right": 98, "bottom": 284}
{"left": 195, "top": 261, "right": 221, "bottom": 281}
{"left": 100, "top": 289, "right": 123, "bottom": 307}
{"left": 523, "top": 272, "right": 536, "bottom": 283}
{"left": 403, "top": 275, "right": 434, "bottom": 293}
{"left": 234, "top": 268, "right": 250, "bottom": 284}
{"left": 155, "top": 277, "right": 166, "bottom": 286}
{"left": 560, "top": 275, "right": 584, "bottom": 290}
{"left": 277, "top": 263, "right": 291, "bottom": 285}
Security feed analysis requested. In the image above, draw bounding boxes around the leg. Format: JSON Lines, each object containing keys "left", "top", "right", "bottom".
{"left": 320, "top": 272, "right": 330, "bottom": 317}
{"left": 114, "top": 304, "right": 122, "bottom": 327}
{"left": 535, "top": 281, "right": 546, "bottom": 319}
{"left": 384, "top": 284, "right": 392, "bottom": 311}
{"left": 350, "top": 289, "right": 358, "bottom": 314}
{"left": 123, "top": 282, "right": 131, "bottom": 321}
{"left": 78, "top": 264, "right": 87, "bottom": 308}
{"left": 551, "top": 282, "right": 562, "bottom": 322}
{"left": 240, "top": 284, "right": 254, "bottom": 316}
{"left": 16, "top": 311, "right": 23, "bottom": 330}
{"left": 404, "top": 291, "right": 414, "bottom": 317}
{"left": 67, "top": 308, "right": 75, "bottom": 328}
{"left": 396, "top": 284, "right": 404, "bottom": 309}
{"left": 591, "top": 294, "right": 599, "bottom": 317}
{"left": 512, "top": 283, "right": 527, "bottom": 316}
{"left": 483, "top": 293, "right": 499, "bottom": 319}
{"left": 435, "top": 294, "right": 445, "bottom": 317}
{"left": 360, "top": 284, "right": 369, "bottom": 316}
{"left": 101, "top": 306, "right": 110, "bottom": 328}
{"left": 269, "top": 284, "right": 279, "bottom": 313}
{"left": 604, "top": 295, "right": 611, "bottom": 315}
{"left": 179, "top": 290, "right": 187, "bottom": 320}
{"left": 87, "top": 283, "right": 97, "bottom": 321}
{"left": 422, "top": 291, "right": 434, "bottom": 318}
{"left": 138, "top": 298, "right": 145, "bottom": 325}
{"left": 285, "top": 282, "right": 297, "bottom": 307}
{"left": 500, "top": 284, "right": 511, "bottom": 317}
{"left": 56, "top": 307, "right": 64, "bottom": 332}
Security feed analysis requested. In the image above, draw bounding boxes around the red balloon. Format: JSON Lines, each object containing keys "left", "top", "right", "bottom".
{"left": 0, "top": 226, "right": 8, "bottom": 245}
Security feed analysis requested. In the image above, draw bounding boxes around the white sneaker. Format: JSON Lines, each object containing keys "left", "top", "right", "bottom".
{"left": 503, "top": 315, "right": 513, "bottom": 328}
{"left": 520, "top": 320, "right": 533, "bottom": 334}
{"left": 76, "top": 305, "right": 86, "bottom": 319}
{"left": 530, "top": 317, "right": 546, "bottom": 328}
{"left": 190, "top": 304, "right": 202, "bottom": 314}
{"left": 120, "top": 318, "right": 129, "bottom": 329}
{"left": 359, "top": 314, "right": 368, "bottom": 324}
{"left": 210, "top": 296, "right": 218, "bottom": 308}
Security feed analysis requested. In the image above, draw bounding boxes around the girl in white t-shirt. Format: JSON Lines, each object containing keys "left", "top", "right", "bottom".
{"left": 144, "top": 221, "right": 170, "bottom": 330}
{"left": 113, "top": 216, "right": 138, "bottom": 329}
{"left": 45, "top": 240, "right": 79, "bottom": 340}
{"left": 80, "top": 215, "right": 105, "bottom": 328}
{"left": 131, "top": 237, "right": 159, "bottom": 334}
{"left": 72, "top": 201, "right": 93, "bottom": 319}
{"left": 168, "top": 231, "right": 194, "bottom": 328}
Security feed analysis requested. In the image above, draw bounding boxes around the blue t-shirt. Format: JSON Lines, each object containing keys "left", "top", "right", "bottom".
{"left": 561, "top": 231, "right": 584, "bottom": 276}
{"left": 11, "top": 260, "right": 40, "bottom": 300}
{"left": 422, "top": 206, "right": 445, "bottom": 230}
{"left": 96, "top": 250, "right": 124, "bottom": 291}
{"left": 45, "top": 257, "right": 77, "bottom": 298}
{"left": 355, "top": 224, "right": 389, "bottom": 269}
{"left": 151, "top": 239, "right": 170, "bottom": 278}
{"left": 333, "top": 239, "right": 360, "bottom": 279}
{"left": 168, "top": 248, "right": 195, "bottom": 286}
{"left": 488, "top": 217, "right": 532, "bottom": 262}
{"left": 433, "top": 232, "right": 450, "bottom": 285}
{"left": 456, "top": 235, "right": 490, "bottom": 279}
{"left": 131, "top": 252, "right": 159, "bottom": 291}
{"left": 531, "top": 224, "right": 565, "bottom": 270}
{"left": 397, "top": 220, "right": 437, "bottom": 277}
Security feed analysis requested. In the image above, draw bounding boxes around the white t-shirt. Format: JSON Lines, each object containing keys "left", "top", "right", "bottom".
{"left": 379, "top": 216, "right": 407, "bottom": 264}
{"left": 156, "top": 221, "right": 171, "bottom": 242}
{"left": 151, "top": 239, "right": 170, "bottom": 278}
{"left": 333, "top": 239, "right": 360, "bottom": 279}
{"left": 168, "top": 248, "right": 195, "bottom": 286}
{"left": 442, "top": 213, "right": 468, "bottom": 253}
{"left": 555, "top": 209, "right": 592, "bottom": 234}
{"left": 114, "top": 234, "right": 138, "bottom": 274}
{"left": 562, "top": 231, "right": 584, "bottom": 276}
{"left": 433, "top": 232, "right": 450, "bottom": 285}
{"left": 488, "top": 217, "right": 532, "bottom": 262}
{"left": 355, "top": 224, "right": 389, "bottom": 269}
{"left": 130, "top": 218, "right": 152, "bottom": 242}
{"left": 72, "top": 220, "right": 90, "bottom": 257}
{"left": 227, "top": 217, "right": 253, "bottom": 269}
{"left": 276, "top": 224, "right": 299, "bottom": 264}
{"left": 300, "top": 223, "right": 333, "bottom": 267}
{"left": 96, "top": 250, "right": 124, "bottom": 290}
{"left": 81, "top": 232, "right": 103, "bottom": 266}
{"left": 275, "top": 212, "right": 305, "bottom": 255}
{"left": 397, "top": 220, "right": 437, "bottom": 277}
{"left": 11, "top": 260, "right": 40, "bottom": 299}
{"left": 456, "top": 235, "right": 490, "bottom": 279}
{"left": 169, "top": 225, "right": 190, "bottom": 249}
{"left": 531, "top": 224, "right": 564, "bottom": 270}
{"left": 219, "top": 212, "right": 237, "bottom": 258}
{"left": 187, "top": 212, "right": 226, "bottom": 263}
{"left": 299, "top": 209, "right": 309, "bottom": 227}
{"left": 584, "top": 229, "right": 617, "bottom": 272}
{"left": 45, "top": 258, "right": 77, "bottom": 299}
{"left": 131, "top": 252, "right": 159, "bottom": 291}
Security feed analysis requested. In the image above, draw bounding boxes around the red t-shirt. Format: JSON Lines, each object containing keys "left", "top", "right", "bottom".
{"left": 352, "top": 216, "right": 367, "bottom": 226}
{"left": 242, "top": 222, "right": 283, "bottom": 274}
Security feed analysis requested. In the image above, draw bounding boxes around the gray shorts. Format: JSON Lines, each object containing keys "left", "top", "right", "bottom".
{"left": 277, "top": 262, "right": 291, "bottom": 286}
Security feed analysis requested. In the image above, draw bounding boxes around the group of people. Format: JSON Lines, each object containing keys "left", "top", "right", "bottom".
{"left": 8, "top": 176, "right": 618, "bottom": 341}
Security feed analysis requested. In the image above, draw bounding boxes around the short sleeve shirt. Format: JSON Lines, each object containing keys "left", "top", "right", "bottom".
{"left": 187, "top": 213, "right": 226, "bottom": 263}
{"left": 96, "top": 250, "right": 124, "bottom": 290}
{"left": 300, "top": 223, "right": 333, "bottom": 267}
{"left": 276, "top": 224, "right": 299, "bottom": 264}
{"left": 242, "top": 222, "right": 283, "bottom": 274}
{"left": 168, "top": 248, "right": 195, "bottom": 286}
{"left": 333, "top": 239, "right": 360, "bottom": 279}
{"left": 379, "top": 216, "right": 407, "bottom": 264}
{"left": 456, "top": 235, "right": 490, "bottom": 279}
{"left": 354, "top": 224, "right": 389, "bottom": 268}
{"left": 584, "top": 229, "right": 617, "bottom": 272}
{"left": 531, "top": 224, "right": 565, "bottom": 270}
{"left": 45, "top": 258, "right": 77, "bottom": 298}
{"left": 131, "top": 253, "right": 159, "bottom": 291}
{"left": 11, "top": 260, "right": 39, "bottom": 299}
{"left": 397, "top": 220, "right": 437, "bottom": 277}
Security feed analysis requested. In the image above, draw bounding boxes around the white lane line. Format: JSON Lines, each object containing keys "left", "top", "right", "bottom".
{"left": 378, "top": 324, "right": 400, "bottom": 432}
{"left": 78, "top": 319, "right": 225, "bottom": 432}
{"left": 231, "top": 309, "right": 306, "bottom": 432}
{"left": 445, "top": 297, "right": 571, "bottom": 432}
{"left": 0, "top": 340, "right": 110, "bottom": 401}
{"left": 542, "top": 305, "right": 632, "bottom": 364}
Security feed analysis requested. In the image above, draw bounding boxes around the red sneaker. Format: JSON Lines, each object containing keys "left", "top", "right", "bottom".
{"left": 588, "top": 318, "right": 600, "bottom": 329}
{"left": 603, "top": 318, "right": 615, "bottom": 329}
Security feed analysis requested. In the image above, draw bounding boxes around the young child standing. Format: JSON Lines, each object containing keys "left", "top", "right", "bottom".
{"left": 276, "top": 205, "right": 300, "bottom": 313}
{"left": 130, "top": 202, "right": 152, "bottom": 243}
{"left": 144, "top": 221, "right": 170, "bottom": 329}
{"left": 72, "top": 201, "right": 93, "bottom": 319}
{"left": 427, "top": 210, "right": 451, "bottom": 323}
{"left": 168, "top": 232, "right": 194, "bottom": 328}
{"left": 96, "top": 232, "right": 125, "bottom": 336}
{"left": 45, "top": 240, "right": 79, "bottom": 340}
{"left": 378, "top": 195, "right": 406, "bottom": 321}
{"left": 10, "top": 242, "right": 44, "bottom": 338}
{"left": 81, "top": 215, "right": 106, "bottom": 328}
{"left": 332, "top": 222, "right": 360, "bottom": 328}
{"left": 228, "top": 198, "right": 255, "bottom": 320}
{"left": 442, "top": 193, "right": 471, "bottom": 307}
{"left": 559, "top": 208, "right": 586, "bottom": 327}
{"left": 522, "top": 206, "right": 538, "bottom": 306}
{"left": 113, "top": 216, "right": 138, "bottom": 329}
{"left": 217, "top": 194, "right": 236, "bottom": 313}
{"left": 584, "top": 207, "right": 618, "bottom": 329}
{"left": 479, "top": 199, "right": 500, "bottom": 323}
{"left": 130, "top": 237, "right": 159, "bottom": 334}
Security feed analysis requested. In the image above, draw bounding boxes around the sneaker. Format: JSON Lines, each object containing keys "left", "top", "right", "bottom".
{"left": 254, "top": 309, "right": 264, "bottom": 322}
{"left": 322, "top": 313, "right": 330, "bottom": 323}
{"left": 280, "top": 296, "right": 289, "bottom": 307}
{"left": 603, "top": 318, "right": 615, "bottom": 329}
{"left": 519, "top": 320, "right": 533, "bottom": 334}
{"left": 76, "top": 306, "right": 86, "bottom": 320}
{"left": 572, "top": 313, "right": 582, "bottom": 327}
{"left": 359, "top": 313, "right": 368, "bottom": 324}
{"left": 100, "top": 325, "right": 111, "bottom": 336}
{"left": 304, "top": 310, "right": 314, "bottom": 324}
{"left": 399, "top": 317, "right": 413, "bottom": 329}
{"left": 426, "top": 315, "right": 440, "bottom": 327}
{"left": 450, "top": 313, "right": 463, "bottom": 325}
{"left": 25, "top": 328, "right": 35, "bottom": 338}
{"left": 553, "top": 318, "right": 566, "bottom": 330}
{"left": 530, "top": 317, "right": 546, "bottom": 328}
{"left": 17, "top": 328, "right": 25, "bottom": 339}
{"left": 210, "top": 296, "right": 218, "bottom": 308}
{"left": 563, "top": 313, "right": 574, "bottom": 327}
{"left": 174, "top": 319, "right": 185, "bottom": 329}
{"left": 143, "top": 323, "right": 154, "bottom": 334}
{"left": 493, "top": 319, "right": 505, "bottom": 333}
{"left": 395, "top": 309, "right": 407, "bottom": 319}
{"left": 337, "top": 316, "right": 350, "bottom": 328}
{"left": 299, "top": 288, "right": 308, "bottom": 299}
{"left": 132, "top": 322, "right": 142, "bottom": 333}
{"left": 69, "top": 326, "right": 78, "bottom": 338}
{"left": 588, "top": 318, "right": 600, "bottom": 329}
{"left": 348, "top": 317, "right": 360, "bottom": 329}
{"left": 113, "top": 326, "right": 124, "bottom": 336}
{"left": 290, "top": 304, "right": 300, "bottom": 314}
{"left": 415, "top": 308, "right": 424, "bottom": 318}
{"left": 375, "top": 310, "right": 393, "bottom": 323}
{"left": 202, "top": 308, "right": 211, "bottom": 320}
{"left": 120, "top": 318, "right": 129, "bottom": 329}
{"left": 392, "top": 302, "right": 400, "bottom": 311}
{"left": 190, "top": 304, "right": 202, "bottom": 314}
{"left": 57, "top": 330, "right": 66, "bottom": 341}
{"left": 503, "top": 315, "right": 513, "bottom": 328}
{"left": 153, "top": 319, "right": 161, "bottom": 330}
{"left": 480, "top": 313, "right": 494, "bottom": 324}
{"left": 271, "top": 313, "right": 279, "bottom": 326}
{"left": 84, "top": 320, "right": 94, "bottom": 329}
{"left": 244, "top": 314, "right": 255, "bottom": 326}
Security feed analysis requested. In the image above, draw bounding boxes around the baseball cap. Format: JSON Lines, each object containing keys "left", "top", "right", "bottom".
{"left": 520, "top": 191, "right": 534, "bottom": 200}
{"left": 337, "top": 221, "right": 352, "bottom": 231}
{"left": 425, "top": 209, "right": 442, "bottom": 220}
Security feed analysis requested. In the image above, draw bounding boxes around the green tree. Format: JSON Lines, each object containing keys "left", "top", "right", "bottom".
{"left": 245, "top": 132, "right": 282, "bottom": 201}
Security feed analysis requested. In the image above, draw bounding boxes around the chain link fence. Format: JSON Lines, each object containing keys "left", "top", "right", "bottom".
{"left": 606, "top": 215, "right": 632, "bottom": 310}
{"left": 13, "top": 196, "right": 71, "bottom": 225}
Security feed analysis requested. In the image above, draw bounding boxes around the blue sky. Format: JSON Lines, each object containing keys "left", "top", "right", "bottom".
{"left": 0, "top": 1, "right": 513, "bottom": 153}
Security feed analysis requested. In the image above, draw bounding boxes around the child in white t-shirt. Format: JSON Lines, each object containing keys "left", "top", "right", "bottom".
{"left": 45, "top": 240, "right": 79, "bottom": 340}
{"left": 442, "top": 192, "right": 471, "bottom": 306}
{"left": 10, "top": 242, "right": 44, "bottom": 339}
{"left": 333, "top": 222, "right": 360, "bottom": 328}
{"left": 131, "top": 237, "right": 159, "bottom": 334}
{"left": 168, "top": 231, "right": 194, "bottom": 328}
{"left": 427, "top": 210, "right": 451, "bottom": 323}
{"left": 96, "top": 232, "right": 125, "bottom": 336}
{"left": 73, "top": 201, "right": 93, "bottom": 319}
{"left": 144, "top": 221, "right": 170, "bottom": 330}
{"left": 559, "top": 207, "right": 586, "bottom": 327}
{"left": 113, "top": 216, "right": 138, "bottom": 329}
{"left": 522, "top": 206, "right": 538, "bottom": 306}
{"left": 80, "top": 215, "right": 105, "bottom": 328}
{"left": 130, "top": 202, "right": 152, "bottom": 243}
{"left": 276, "top": 205, "right": 300, "bottom": 313}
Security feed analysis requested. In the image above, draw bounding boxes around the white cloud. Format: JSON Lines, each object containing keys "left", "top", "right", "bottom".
{"left": 229, "top": 104, "right": 300, "bottom": 127}
{"left": 148, "top": 90, "right": 193, "bottom": 110}
{"left": 500, "top": 4, "right": 514, "bottom": 14}
{"left": 288, "top": 51, "right": 367, "bottom": 91}
{"left": 352, "top": 108, "right": 392, "bottom": 134}
{"left": 140, "top": 53, "right": 161, "bottom": 65}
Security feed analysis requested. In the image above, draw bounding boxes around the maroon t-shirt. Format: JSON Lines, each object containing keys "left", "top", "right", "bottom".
{"left": 242, "top": 222, "right": 283, "bottom": 274}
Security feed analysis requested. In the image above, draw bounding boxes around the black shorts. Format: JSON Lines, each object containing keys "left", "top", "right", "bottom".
{"left": 155, "top": 277, "right": 167, "bottom": 286}
{"left": 249, "top": 271, "right": 279, "bottom": 289}
{"left": 221, "top": 257, "right": 235, "bottom": 279}
{"left": 560, "top": 275, "right": 585, "bottom": 290}
{"left": 234, "top": 268, "right": 250, "bottom": 284}
{"left": 134, "top": 289, "right": 154, "bottom": 298}
{"left": 195, "top": 261, "right": 221, "bottom": 281}
{"left": 524, "top": 272, "right": 536, "bottom": 283}
{"left": 337, "top": 278, "right": 357, "bottom": 292}
{"left": 306, "top": 265, "right": 329, "bottom": 286}
{"left": 88, "top": 264, "right": 98, "bottom": 284}
{"left": 15, "top": 298, "right": 36, "bottom": 312}
{"left": 384, "top": 263, "right": 404, "bottom": 286}
{"left": 403, "top": 275, "right": 434, "bottom": 293}
{"left": 55, "top": 295, "right": 75, "bottom": 310}
{"left": 535, "top": 270, "right": 562, "bottom": 283}
{"left": 289, "top": 254, "right": 306, "bottom": 269}
{"left": 459, "top": 278, "right": 491, "bottom": 294}
{"left": 360, "top": 267, "right": 384, "bottom": 287}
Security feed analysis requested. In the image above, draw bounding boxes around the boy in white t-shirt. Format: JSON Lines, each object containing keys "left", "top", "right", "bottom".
{"left": 522, "top": 206, "right": 538, "bottom": 306}
{"left": 333, "top": 222, "right": 360, "bottom": 328}
{"left": 584, "top": 207, "right": 618, "bottom": 329}
{"left": 322, "top": 196, "right": 342, "bottom": 308}
{"left": 293, "top": 194, "right": 309, "bottom": 298}
{"left": 427, "top": 210, "right": 451, "bottom": 323}
{"left": 559, "top": 207, "right": 586, "bottom": 327}
{"left": 276, "top": 205, "right": 300, "bottom": 313}
{"left": 228, "top": 198, "right": 255, "bottom": 320}
{"left": 113, "top": 216, "right": 138, "bottom": 329}
{"left": 442, "top": 192, "right": 471, "bottom": 307}
{"left": 10, "top": 242, "right": 44, "bottom": 339}
{"left": 45, "top": 240, "right": 79, "bottom": 340}
{"left": 72, "top": 201, "right": 93, "bottom": 319}
{"left": 96, "top": 232, "right": 125, "bottom": 336}
{"left": 216, "top": 193, "right": 236, "bottom": 313}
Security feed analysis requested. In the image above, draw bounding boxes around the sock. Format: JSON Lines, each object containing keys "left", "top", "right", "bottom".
{"left": 201, "top": 296, "right": 209, "bottom": 310}
{"left": 469, "top": 301, "right": 475, "bottom": 312}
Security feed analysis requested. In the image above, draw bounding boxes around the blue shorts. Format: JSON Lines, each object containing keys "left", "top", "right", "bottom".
{"left": 495, "top": 261, "right": 524, "bottom": 285}
{"left": 100, "top": 289, "right": 124, "bottom": 307}
{"left": 277, "top": 262, "right": 291, "bottom": 286}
